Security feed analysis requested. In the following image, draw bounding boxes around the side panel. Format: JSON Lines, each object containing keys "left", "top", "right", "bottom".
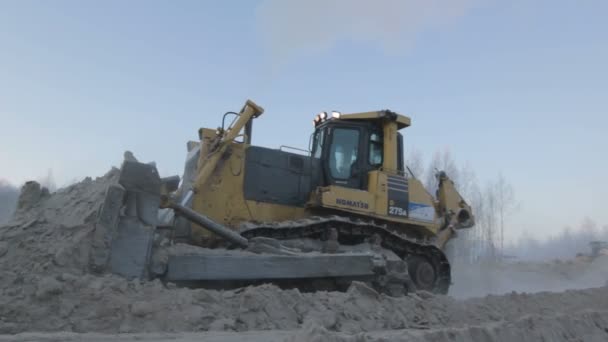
{"left": 320, "top": 186, "right": 376, "bottom": 214}
{"left": 243, "top": 146, "right": 320, "bottom": 207}
{"left": 386, "top": 174, "right": 409, "bottom": 218}
{"left": 407, "top": 178, "right": 437, "bottom": 224}
{"left": 192, "top": 143, "right": 311, "bottom": 244}
{"left": 317, "top": 184, "right": 439, "bottom": 235}
{"left": 368, "top": 171, "right": 387, "bottom": 217}
{"left": 244, "top": 200, "right": 308, "bottom": 223}
{"left": 372, "top": 171, "right": 442, "bottom": 235}
{"left": 370, "top": 171, "right": 436, "bottom": 227}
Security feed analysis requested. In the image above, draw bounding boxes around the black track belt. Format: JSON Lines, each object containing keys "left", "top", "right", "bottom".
{"left": 239, "top": 216, "right": 451, "bottom": 294}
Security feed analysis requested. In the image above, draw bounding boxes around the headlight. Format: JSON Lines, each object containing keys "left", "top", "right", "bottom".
{"left": 331, "top": 111, "right": 341, "bottom": 119}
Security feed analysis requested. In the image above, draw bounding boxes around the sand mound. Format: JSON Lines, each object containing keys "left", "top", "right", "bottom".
{"left": 0, "top": 168, "right": 120, "bottom": 280}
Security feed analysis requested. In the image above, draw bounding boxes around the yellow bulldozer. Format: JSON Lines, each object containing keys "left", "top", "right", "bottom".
{"left": 90, "top": 100, "right": 474, "bottom": 295}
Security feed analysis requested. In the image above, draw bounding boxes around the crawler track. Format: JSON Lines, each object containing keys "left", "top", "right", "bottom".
{"left": 239, "top": 216, "right": 451, "bottom": 294}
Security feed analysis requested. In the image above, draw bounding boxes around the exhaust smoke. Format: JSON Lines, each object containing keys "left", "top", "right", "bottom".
{"left": 255, "top": 0, "right": 482, "bottom": 66}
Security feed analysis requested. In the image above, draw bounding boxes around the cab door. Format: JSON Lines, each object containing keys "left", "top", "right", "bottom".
{"left": 324, "top": 125, "right": 365, "bottom": 190}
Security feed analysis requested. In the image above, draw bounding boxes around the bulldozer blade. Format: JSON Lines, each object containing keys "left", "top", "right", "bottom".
{"left": 118, "top": 160, "right": 162, "bottom": 226}
{"left": 90, "top": 159, "right": 166, "bottom": 279}
{"left": 109, "top": 216, "right": 155, "bottom": 280}
{"left": 166, "top": 253, "right": 379, "bottom": 281}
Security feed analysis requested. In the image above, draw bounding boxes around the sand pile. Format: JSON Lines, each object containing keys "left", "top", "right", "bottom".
{"left": 1, "top": 168, "right": 608, "bottom": 341}
{"left": 0, "top": 168, "right": 120, "bottom": 279}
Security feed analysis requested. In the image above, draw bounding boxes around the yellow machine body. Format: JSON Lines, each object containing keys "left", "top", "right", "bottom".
{"left": 187, "top": 100, "right": 473, "bottom": 248}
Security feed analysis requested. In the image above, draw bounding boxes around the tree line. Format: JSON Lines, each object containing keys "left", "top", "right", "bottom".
{"left": 407, "top": 147, "right": 608, "bottom": 263}
{"left": 406, "top": 147, "right": 517, "bottom": 263}
{"left": 505, "top": 217, "right": 608, "bottom": 261}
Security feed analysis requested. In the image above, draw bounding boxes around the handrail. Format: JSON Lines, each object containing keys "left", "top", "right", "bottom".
{"left": 279, "top": 145, "right": 311, "bottom": 156}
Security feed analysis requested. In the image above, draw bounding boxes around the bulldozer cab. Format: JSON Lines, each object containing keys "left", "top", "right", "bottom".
{"left": 311, "top": 110, "right": 406, "bottom": 191}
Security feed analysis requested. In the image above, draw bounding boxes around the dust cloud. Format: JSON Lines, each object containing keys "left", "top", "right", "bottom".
{"left": 447, "top": 227, "right": 608, "bottom": 299}
{"left": 449, "top": 256, "right": 608, "bottom": 299}
{"left": 255, "top": 0, "right": 482, "bottom": 66}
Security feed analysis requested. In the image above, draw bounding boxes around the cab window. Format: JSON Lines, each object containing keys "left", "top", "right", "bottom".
{"left": 369, "top": 132, "right": 383, "bottom": 166}
{"left": 329, "top": 128, "right": 359, "bottom": 179}
{"left": 312, "top": 128, "right": 325, "bottom": 159}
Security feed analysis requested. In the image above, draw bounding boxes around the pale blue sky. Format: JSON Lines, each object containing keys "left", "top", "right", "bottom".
{"left": 1, "top": 0, "right": 607, "bottom": 240}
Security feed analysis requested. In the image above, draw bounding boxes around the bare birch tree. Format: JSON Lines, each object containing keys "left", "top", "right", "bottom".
{"left": 415, "top": 147, "right": 517, "bottom": 263}
{"left": 494, "top": 172, "right": 516, "bottom": 256}
{"left": 405, "top": 147, "right": 425, "bottom": 180}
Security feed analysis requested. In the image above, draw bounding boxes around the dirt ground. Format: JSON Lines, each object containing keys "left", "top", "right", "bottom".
{"left": 1, "top": 169, "right": 608, "bottom": 342}
{"left": 2, "top": 305, "right": 608, "bottom": 342}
